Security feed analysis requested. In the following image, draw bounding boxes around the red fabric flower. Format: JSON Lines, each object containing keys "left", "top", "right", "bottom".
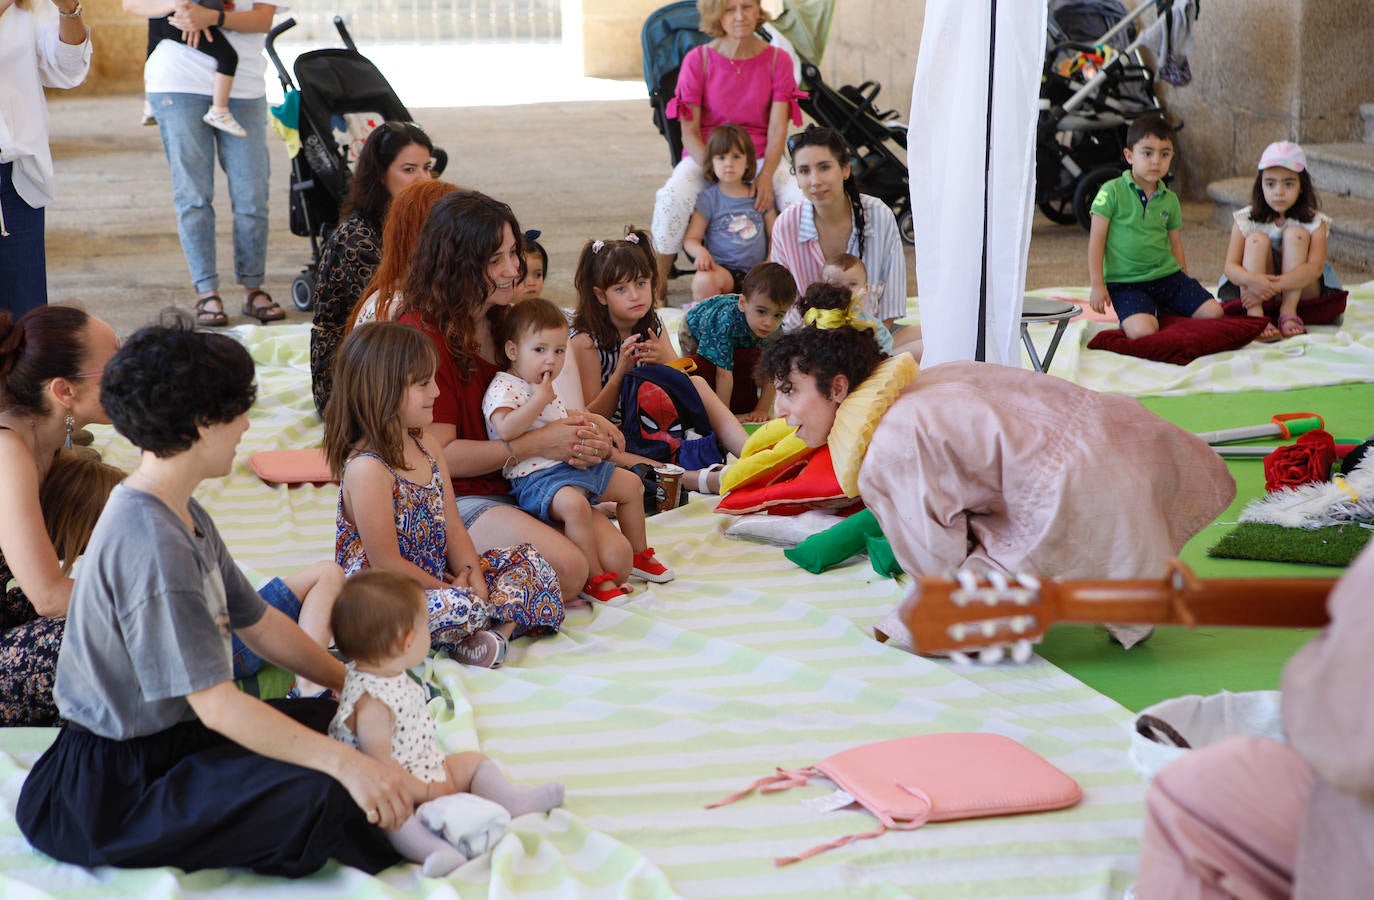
{"left": 1263, "top": 430, "right": 1337, "bottom": 492}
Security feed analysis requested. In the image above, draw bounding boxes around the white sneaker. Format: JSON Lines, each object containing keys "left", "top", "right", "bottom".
{"left": 141, "top": 99, "right": 156, "bottom": 126}
{"left": 202, "top": 109, "right": 247, "bottom": 138}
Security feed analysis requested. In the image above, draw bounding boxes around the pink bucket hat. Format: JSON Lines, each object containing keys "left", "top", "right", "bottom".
{"left": 1258, "top": 140, "right": 1307, "bottom": 173}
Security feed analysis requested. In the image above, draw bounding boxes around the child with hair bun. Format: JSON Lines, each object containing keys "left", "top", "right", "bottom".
{"left": 328, "top": 569, "right": 564, "bottom": 876}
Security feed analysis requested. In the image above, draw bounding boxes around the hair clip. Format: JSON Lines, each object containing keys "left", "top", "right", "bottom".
{"left": 625, "top": 233, "right": 640, "bottom": 244}
{"left": 524, "top": 229, "right": 542, "bottom": 242}
{"left": 591, "top": 240, "right": 605, "bottom": 254}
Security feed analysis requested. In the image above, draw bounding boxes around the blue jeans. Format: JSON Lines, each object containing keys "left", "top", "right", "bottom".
{"left": 0, "top": 161, "right": 47, "bottom": 317}
{"left": 149, "top": 92, "right": 270, "bottom": 294}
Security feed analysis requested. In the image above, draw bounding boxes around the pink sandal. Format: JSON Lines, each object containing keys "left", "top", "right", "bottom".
{"left": 1255, "top": 320, "right": 1282, "bottom": 343}
{"left": 1278, "top": 314, "right": 1307, "bottom": 338}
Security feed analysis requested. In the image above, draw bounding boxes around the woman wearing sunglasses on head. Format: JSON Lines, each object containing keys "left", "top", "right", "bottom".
{"left": 309, "top": 121, "right": 437, "bottom": 414}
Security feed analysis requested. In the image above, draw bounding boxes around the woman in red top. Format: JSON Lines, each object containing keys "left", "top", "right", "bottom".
{"left": 397, "top": 190, "right": 628, "bottom": 600}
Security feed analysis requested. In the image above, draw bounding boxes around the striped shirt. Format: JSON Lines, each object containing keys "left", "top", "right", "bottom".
{"left": 772, "top": 193, "right": 907, "bottom": 329}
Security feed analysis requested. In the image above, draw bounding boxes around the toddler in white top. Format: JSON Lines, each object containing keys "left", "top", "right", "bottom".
{"left": 1219, "top": 140, "right": 1340, "bottom": 341}
{"left": 482, "top": 298, "right": 675, "bottom": 604}
{"left": 328, "top": 570, "right": 564, "bottom": 876}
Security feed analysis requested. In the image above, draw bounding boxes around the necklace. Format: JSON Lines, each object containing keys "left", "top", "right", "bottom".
{"left": 719, "top": 39, "right": 752, "bottom": 76}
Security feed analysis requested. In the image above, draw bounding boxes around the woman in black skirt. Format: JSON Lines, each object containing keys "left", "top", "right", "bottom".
{"left": 16, "top": 315, "right": 410, "bottom": 876}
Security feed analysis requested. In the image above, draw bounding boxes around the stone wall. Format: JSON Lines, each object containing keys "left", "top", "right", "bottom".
{"left": 822, "top": 0, "right": 1374, "bottom": 197}
{"left": 67, "top": 0, "right": 149, "bottom": 94}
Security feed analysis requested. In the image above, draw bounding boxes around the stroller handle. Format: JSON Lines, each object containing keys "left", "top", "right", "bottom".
{"left": 265, "top": 17, "right": 297, "bottom": 90}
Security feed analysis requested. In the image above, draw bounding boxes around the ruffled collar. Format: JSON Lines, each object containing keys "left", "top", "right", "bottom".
{"left": 828, "top": 354, "right": 919, "bottom": 497}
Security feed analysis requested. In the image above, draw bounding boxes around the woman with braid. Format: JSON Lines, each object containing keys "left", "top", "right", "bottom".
{"left": 770, "top": 125, "right": 908, "bottom": 333}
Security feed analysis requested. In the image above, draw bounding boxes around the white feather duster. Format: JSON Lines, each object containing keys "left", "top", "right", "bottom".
{"left": 1239, "top": 454, "right": 1374, "bottom": 530}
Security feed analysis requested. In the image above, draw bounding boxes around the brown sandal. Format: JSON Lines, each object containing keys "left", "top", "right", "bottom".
{"left": 242, "top": 289, "right": 286, "bottom": 323}
{"left": 194, "top": 294, "right": 229, "bottom": 327}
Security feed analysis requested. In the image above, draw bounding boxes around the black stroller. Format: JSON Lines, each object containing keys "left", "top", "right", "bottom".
{"left": 1035, "top": 0, "right": 1172, "bottom": 229}
{"left": 641, "top": 0, "right": 913, "bottom": 246}
{"left": 265, "top": 16, "right": 446, "bottom": 310}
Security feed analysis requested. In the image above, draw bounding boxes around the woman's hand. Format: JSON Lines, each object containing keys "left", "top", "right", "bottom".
{"left": 339, "top": 751, "right": 414, "bottom": 831}
{"left": 169, "top": 0, "right": 215, "bottom": 43}
{"left": 751, "top": 170, "right": 776, "bottom": 213}
{"left": 525, "top": 416, "right": 610, "bottom": 470}
{"left": 585, "top": 413, "right": 624, "bottom": 454}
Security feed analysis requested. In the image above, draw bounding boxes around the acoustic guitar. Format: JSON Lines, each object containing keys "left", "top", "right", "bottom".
{"left": 903, "top": 560, "right": 1335, "bottom": 657}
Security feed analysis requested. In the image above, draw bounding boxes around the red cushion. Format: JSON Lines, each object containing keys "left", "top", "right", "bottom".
{"left": 715, "top": 445, "right": 862, "bottom": 516}
{"left": 1087, "top": 314, "right": 1270, "bottom": 365}
{"left": 1219, "top": 289, "right": 1349, "bottom": 325}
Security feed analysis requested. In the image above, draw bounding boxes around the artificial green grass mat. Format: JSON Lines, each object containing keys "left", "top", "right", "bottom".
{"left": 1210, "top": 522, "right": 1371, "bottom": 567}
{"left": 1035, "top": 383, "right": 1369, "bottom": 712}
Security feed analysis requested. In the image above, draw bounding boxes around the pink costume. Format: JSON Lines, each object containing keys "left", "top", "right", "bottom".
{"left": 849, "top": 361, "right": 1234, "bottom": 587}
{"left": 651, "top": 44, "right": 806, "bottom": 257}
{"left": 1137, "top": 542, "right": 1374, "bottom": 898}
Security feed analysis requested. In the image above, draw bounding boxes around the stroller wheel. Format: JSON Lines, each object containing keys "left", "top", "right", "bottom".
{"left": 896, "top": 205, "right": 914, "bottom": 246}
{"left": 1073, "top": 165, "right": 1124, "bottom": 231}
{"left": 290, "top": 272, "right": 315, "bottom": 312}
{"left": 1037, "top": 197, "right": 1078, "bottom": 226}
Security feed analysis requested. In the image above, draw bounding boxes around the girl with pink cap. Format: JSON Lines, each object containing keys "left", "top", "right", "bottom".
{"left": 1219, "top": 140, "right": 1340, "bottom": 341}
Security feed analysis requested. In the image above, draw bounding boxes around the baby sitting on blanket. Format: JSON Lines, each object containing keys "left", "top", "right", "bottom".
{"left": 327, "top": 570, "right": 563, "bottom": 875}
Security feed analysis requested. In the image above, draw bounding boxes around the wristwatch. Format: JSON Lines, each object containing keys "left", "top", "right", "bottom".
{"left": 58, "top": 2, "right": 83, "bottom": 17}
{"left": 216, "top": 8, "right": 225, "bottom": 26}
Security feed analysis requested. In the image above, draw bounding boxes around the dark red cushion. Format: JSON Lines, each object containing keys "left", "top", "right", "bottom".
{"left": 687, "top": 347, "right": 763, "bottom": 414}
{"left": 1219, "top": 289, "right": 1349, "bottom": 325}
{"left": 1087, "top": 314, "right": 1270, "bottom": 365}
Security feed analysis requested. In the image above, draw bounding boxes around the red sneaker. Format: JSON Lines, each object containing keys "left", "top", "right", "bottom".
{"left": 630, "top": 548, "right": 675, "bottom": 583}
{"left": 578, "top": 573, "right": 628, "bottom": 603}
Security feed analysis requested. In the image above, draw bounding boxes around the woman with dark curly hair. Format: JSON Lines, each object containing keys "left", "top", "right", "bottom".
{"left": 397, "top": 190, "right": 627, "bottom": 602}
{"left": 0, "top": 305, "right": 120, "bottom": 726}
{"left": 758, "top": 289, "right": 1235, "bottom": 650}
{"left": 310, "top": 121, "right": 436, "bottom": 413}
{"left": 17, "top": 313, "right": 409, "bottom": 875}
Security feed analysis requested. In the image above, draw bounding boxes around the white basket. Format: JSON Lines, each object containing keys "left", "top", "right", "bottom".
{"left": 1129, "top": 690, "right": 1285, "bottom": 782}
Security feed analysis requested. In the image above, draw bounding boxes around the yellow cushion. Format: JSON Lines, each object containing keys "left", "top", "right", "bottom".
{"left": 720, "top": 418, "right": 810, "bottom": 495}
{"left": 828, "top": 354, "right": 919, "bottom": 497}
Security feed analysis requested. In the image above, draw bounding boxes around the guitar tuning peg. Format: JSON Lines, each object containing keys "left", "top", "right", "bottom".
{"left": 980, "top": 621, "right": 997, "bottom": 638}
{"left": 948, "top": 623, "right": 969, "bottom": 641}
{"left": 1011, "top": 639, "right": 1034, "bottom": 664}
{"left": 1008, "top": 615, "right": 1032, "bottom": 635}
{"left": 948, "top": 650, "right": 973, "bottom": 666}
{"left": 956, "top": 570, "right": 979, "bottom": 592}
{"left": 977, "top": 645, "right": 1006, "bottom": 665}
{"left": 988, "top": 570, "right": 1009, "bottom": 591}
{"left": 1014, "top": 571, "right": 1041, "bottom": 591}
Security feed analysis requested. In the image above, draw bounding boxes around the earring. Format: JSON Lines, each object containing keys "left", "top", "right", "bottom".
{"left": 64, "top": 412, "right": 74, "bottom": 451}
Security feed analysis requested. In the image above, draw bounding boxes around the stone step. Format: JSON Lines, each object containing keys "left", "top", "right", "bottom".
{"left": 1305, "top": 142, "right": 1374, "bottom": 201}
{"left": 1208, "top": 176, "right": 1374, "bottom": 271}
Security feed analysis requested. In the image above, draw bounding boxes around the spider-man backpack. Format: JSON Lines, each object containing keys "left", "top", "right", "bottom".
{"left": 619, "top": 364, "right": 725, "bottom": 470}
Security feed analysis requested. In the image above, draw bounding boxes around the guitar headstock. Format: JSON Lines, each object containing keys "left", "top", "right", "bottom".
{"left": 906, "top": 570, "right": 1063, "bottom": 658}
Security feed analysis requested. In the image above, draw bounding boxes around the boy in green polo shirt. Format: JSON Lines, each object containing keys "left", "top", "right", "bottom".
{"left": 1088, "top": 114, "right": 1223, "bottom": 338}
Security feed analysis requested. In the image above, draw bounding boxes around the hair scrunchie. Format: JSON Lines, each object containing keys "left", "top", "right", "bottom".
{"left": 802, "top": 301, "right": 875, "bottom": 334}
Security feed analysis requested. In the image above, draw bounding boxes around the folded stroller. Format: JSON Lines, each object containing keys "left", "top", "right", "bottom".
{"left": 641, "top": 0, "right": 913, "bottom": 246}
{"left": 265, "top": 16, "right": 447, "bottom": 310}
{"left": 1036, "top": 0, "right": 1184, "bottom": 229}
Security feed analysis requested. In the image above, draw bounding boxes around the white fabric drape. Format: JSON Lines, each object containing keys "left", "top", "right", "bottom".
{"left": 909, "top": 0, "right": 1047, "bottom": 367}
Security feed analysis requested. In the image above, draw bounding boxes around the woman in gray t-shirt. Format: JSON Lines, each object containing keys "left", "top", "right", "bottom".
{"left": 16, "top": 317, "right": 411, "bottom": 875}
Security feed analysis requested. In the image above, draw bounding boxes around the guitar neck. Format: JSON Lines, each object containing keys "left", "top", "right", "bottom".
{"left": 1054, "top": 578, "right": 1333, "bottom": 630}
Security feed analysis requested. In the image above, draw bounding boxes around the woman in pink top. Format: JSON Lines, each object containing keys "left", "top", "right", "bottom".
{"left": 651, "top": 0, "right": 805, "bottom": 296}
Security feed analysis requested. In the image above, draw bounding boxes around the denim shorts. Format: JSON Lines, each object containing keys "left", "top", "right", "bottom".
{"left": 1107, "top": 270, "right": 1213, "bottom": 321}
{"left": 456, "top": 493, "right": 514, "bottom": 530}
{"left": 231, "top": 578, "right": 302, "bottom": 679}
{"left": 510, "top": 460, "right": 616, "bottom": 522}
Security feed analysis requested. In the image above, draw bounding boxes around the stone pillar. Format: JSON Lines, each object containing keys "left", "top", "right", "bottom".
{"left": 1152, "top": 0, "right": 1374, "bottom": 195}
{"left": 822, "top": 0, "right": 924, "bottom": 121}
{"left": 70, "top": 0, "right": 149, "bottom": 95}
{"left": 581, "top": 0, "right": 662, "bottom": 79}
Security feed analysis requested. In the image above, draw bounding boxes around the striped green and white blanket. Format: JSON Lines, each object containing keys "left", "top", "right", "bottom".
{"left": 0, "top": 323, "right": 1144, "bottom": 898}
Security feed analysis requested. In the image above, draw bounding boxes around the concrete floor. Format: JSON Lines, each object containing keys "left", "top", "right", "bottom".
{"left": 43, "top": 94, "right": 1369, "bottom": 337}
